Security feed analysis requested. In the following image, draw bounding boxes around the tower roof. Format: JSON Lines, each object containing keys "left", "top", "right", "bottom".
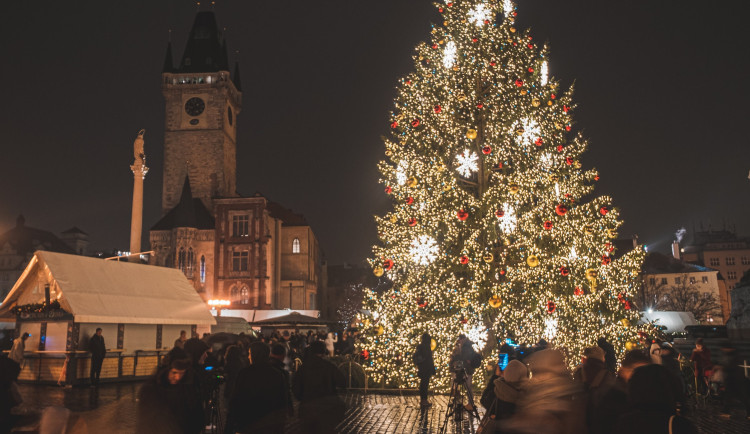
{"left": 163, "top": 42, "right": 174, "bottom": 73}
{"left": 151, "top": 176, "right": 215, "bottom": 231}
{"left": 233, "top": 61, "right": 242, "bottom": 91}
{"left": 177, "top": 11, "right": 229, "bottom": 73}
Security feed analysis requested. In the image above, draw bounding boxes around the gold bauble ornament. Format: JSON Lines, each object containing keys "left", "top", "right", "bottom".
{"left": 625, "top": 341, "right": 636, "bottom": 351}
{"left": 574, "top": 160, "right": 582, "bottom": 169}
{"left": 363, "top": 319, "right": 371, "bottom": 328}
{"left": 436, "top": 161, "right": 446, "bottom": 172}
{"left": 620, "top": 319, "right": 631, "bottom": 327}
{"left": 483, "top": 252, "right": 494, "bottom": 263}
{"left": 442, "top": 184, "right": 452, "bottom": 192}
{"left": 385, "top": 150, "right": 392, "bottom": 157}
{"left": 438, "top": 39, "right": 444, "bottom": 45}
{"left": 396, "top": 113, "right": 404, "bottom": 120}
{"left": 430, "top": 338, "right": 437, "bottom": 351}
{"left": 443, "top": 21, "right": 448, "bottom": 26}
{"left": 549, "top": 175, "right": 559, "bottom": 182}
{"left": 407, "top": 177, "right": 418, "bottom": 187}
{"left": 453, "top": 66, "right": 459, "bottom": 71}
{"left": 585, "top": 269, "right": 598, "bottom": 281}
{"left": 526, "top": 254, "right": 540, "bottom": 268}
{"left": 532, "top": 99, "right": 541, "bottom": 107}
{"left": 458, "top": 93, "right": 467, "bottom": 101}
{"left": 607, "top": 229, "right": 618, "bottom": 238}
{"left": 377, "top": 357, "right": 383, "bottom": 363}
{"left": 489, "top": 295, "right": 502, "bottom": 308}
{"left": 547, "top": 100, "right": 553, "bottom": 106}
{"left": 377, "top": 325, "right": 384, "bottom": 335}
{"left": 373, "top": 266, "right": 384, "bottom": 277}
{"left": 459, "top": 298, "right": 469, "bottom": 308}
{"left": 418, "top": 55, "right": 424, "bottom": 61}
{"left": 389, "top": 215, "right": 398, "bottom": 223}
{"left": 466, "top": 129, "right": 478, "bottom": 140}
{"left": 584, "top": 225, "right": 594, "bottom": 235}
{"left": 555, "top": 122, "right": 563, "bottom": 130}
{"left": 515, "top": 127, "right": 525, "bottom": 136}
{"left": 520, "top": 89, "right": 527, "bottom": 95}
{"left": 509, "top": 184, "right": 520, "bottom": 194}
{"left": 510, "top": 27, "right": 516, "bottom": 33}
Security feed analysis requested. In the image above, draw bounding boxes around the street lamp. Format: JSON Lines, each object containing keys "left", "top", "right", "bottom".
{"left": 208, "top": 299, "right": 230, "bottom": 316}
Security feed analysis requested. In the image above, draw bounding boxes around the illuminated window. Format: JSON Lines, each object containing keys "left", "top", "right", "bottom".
{"left": 702, "top": 276, "right": 708, "bottom": 283}
{"left": 728, "top": 271, "right": 737, "bottom": 280}
{"left": 726, "top": 257, "right": 736, "bottom": 266}
{"left": 240, "top": 286, "right": 250, "bottom": 305}
{"left": 232, "top": 251, "right": 249, "bottom": 271}
{"left": 742, "top": 256, "right": 750, "bottom": 265}
{"left": 232, "top": 215, "right": 249, "bottom": 237}
{"left": 689, "top": 277, "right": 696, "bottom": 284}
{"left": 709, "top": 258, "right": 720, "bottom": 267}
{"left": 186, "top": 248, "right": 194, "bottom": 276}
{"left": 292, "top": 238, "right": 301, "bottom": 254}
{"left": 200, "top": 256, "right": 206, "bottom": 283}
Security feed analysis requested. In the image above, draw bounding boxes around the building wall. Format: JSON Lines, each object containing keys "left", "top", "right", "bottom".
{"left": 150, "top": 228, "right": 215, "bottom": 299}
{"left": 698, "top": 249, "right": 750, "bottom": 290}
{"left": 642, "top": 270, "right": 726, "bottom": 323}
{"left": 122, "top": 324, "right": 156, "bottom": 353}
{"left": 280, "top": 226, "right": 320, "bottom": 310}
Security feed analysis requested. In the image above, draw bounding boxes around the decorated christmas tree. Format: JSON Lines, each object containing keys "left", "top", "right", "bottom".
{"left": 359, "top": 0, "right": 645, "bottom": 388}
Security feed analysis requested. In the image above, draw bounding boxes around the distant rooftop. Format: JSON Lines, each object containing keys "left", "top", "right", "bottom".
{"left": 643, "top": 252, "right": 717, "bottom": 275}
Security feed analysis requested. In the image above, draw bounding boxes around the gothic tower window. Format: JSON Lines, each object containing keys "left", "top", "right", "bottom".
{"left": 232, "top": 251, "right": 249, "bottom": 271}
{"left": 178, "top": 248, "right": 186, "bottom": 272}
{"left": 200, "top": 256, "right": 206, "bottom": 283}
{"left": 230, "top": 285, "right": 239, "bottom": 302}
{"left": 232, "top": 215, "right": 249, "bottom": 237}
{"left": 292, "top": 238, "right": 301, "bottom": 254}
{"left": 240, "top": 286, "right": 250, "bottom": 305}
{"left": 186, "top": 248, "right": 194, "bottom": 277}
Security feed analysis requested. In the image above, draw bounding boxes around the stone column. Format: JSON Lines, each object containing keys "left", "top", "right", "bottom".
{"left": 130, "top": 130, "right": 149, "bottom": 262}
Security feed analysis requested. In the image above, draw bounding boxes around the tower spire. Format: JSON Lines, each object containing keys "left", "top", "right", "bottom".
{"left": 163, "top": 41, "right": 174, "bottom": 73}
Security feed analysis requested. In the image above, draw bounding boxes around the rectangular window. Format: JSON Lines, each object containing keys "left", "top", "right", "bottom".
{"left": 743, "top": 257, "right": 750, "bottom": 265}
{"left": 674, "top": 277, "right": 681, "bottom": 285}
{"left": 232, "top": 215, "right": 249, "bottom": 237}
{"left": 661, "top": 278, "right": 668, "bottom": 285}
{"left": 726, "top": 257, "right": 736, "bottom": 266}
{"left": 649, "top": 277, "right": 656, "bottom": 286}
{"left": 232, "top": 251, "right": 249, "bottom": 272}
{"left": 702, "top": 276, "right": 708, "bottom": 284}
{"left": 728, "top": 271, "right": 737, "bottom": 280}
{"left": 709, "top": 258, "right": 720, "bottom": 267}
{"left": 689, "top": 277, "right": 696, "bottom": 284}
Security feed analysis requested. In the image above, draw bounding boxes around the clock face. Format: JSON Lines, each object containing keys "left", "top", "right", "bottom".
{"left": 228, "top": 106, "right": 233, "bottom": 126}
{"left": 185, "top": 97, "right": 205, "bottom": 116}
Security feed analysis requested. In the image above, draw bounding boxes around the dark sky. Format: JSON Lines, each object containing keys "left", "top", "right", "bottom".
{"left": 1, "top": 0, "right": 749, "bottom": 263}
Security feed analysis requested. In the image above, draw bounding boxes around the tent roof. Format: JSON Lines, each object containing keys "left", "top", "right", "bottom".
{"left": 0, "top": 251, "right": 215, "bottom": 325}
{"left": 250, "top": 311, "right": 330, "bottom": 326}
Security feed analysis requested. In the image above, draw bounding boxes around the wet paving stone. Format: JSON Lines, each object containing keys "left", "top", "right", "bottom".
{"left": 12, "top": 383, "right": 750, "bottom": 433}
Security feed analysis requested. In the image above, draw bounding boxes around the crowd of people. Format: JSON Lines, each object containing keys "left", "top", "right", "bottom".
{"left": 134, "top": 329, "right": 349, "bottom": 434}
{"left": 415, "top": 334, "right": 750, "bottom": 434}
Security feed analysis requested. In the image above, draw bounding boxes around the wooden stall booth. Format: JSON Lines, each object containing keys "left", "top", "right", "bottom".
{"left": 0, "top": 251, "right": 215, "bottom": 385}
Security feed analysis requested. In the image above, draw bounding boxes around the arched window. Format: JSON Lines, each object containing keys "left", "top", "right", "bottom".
{"left": 230, "top": 286, "right": 239, "bottom": 302}
{"left": 200, "top": 256, "right": 206, "bottom": 283}
{"left": 186, "top": 248, "right": 194, "bottom": 276}
{"left": 240, "top": 286, "right": 250, "bottom": 305}
{"left": 178, "top": 248, "right": 186, "bottom": 272}
{"left": 292, "top": 238, "right": 301, "bottom": 254}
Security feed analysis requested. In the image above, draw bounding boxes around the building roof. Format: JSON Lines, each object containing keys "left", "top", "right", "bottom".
{"left": 162, "top": 41, "right": 174, "bottom": 73}
{"left": 61, "top": 226, "right": 88, "bottom": 236}
{"left": 267, "top": 200, "right": 308, "bottom": 226}
{"left": 178, "top": 11, "right": 229, "bottom": 73}
{"left": 0, "top": 215, "right": 75, "bottom": 257}
{"left": 0, "top": 251, "right": 215, "bottom": 325}
{"left": 642, "top": 252, "right": 716, "bottom": 275}
{"left": 151, "top": 177, "right": 215, "bottom": 231}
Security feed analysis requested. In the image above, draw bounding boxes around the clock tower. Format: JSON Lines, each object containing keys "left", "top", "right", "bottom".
{"left": 161, "top": 11, "right": 242, "bottom": 214}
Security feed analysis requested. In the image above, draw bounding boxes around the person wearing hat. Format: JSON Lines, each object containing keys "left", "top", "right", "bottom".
{"left": 491, "top": 360, "right": 528, "bottom": 420}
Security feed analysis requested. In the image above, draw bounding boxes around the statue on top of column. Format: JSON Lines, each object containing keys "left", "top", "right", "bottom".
{"left": 133, "top": 129, "right": 146, "bottom": 164}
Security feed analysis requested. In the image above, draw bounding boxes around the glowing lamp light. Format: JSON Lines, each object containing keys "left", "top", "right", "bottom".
{"left": 208, "top": 299, "right": 230, "bottom": 307}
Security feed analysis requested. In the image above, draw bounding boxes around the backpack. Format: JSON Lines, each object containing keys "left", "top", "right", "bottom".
{"left": 469, "top": 349, "right": 482, "bottom": 369}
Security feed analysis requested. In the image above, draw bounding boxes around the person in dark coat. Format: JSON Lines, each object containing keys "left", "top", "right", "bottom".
{"left": 484, "top": 359, "right": 528, "bottom": 423}
{"left": 226, "top": 342, "right": 288, "bottom": 433}
{"left": 689, "top": 338, "right": 712, "bottom": 394}
{"left": 292, "top": 341, "right": 346, "bottom": 434}
{"left": 136, "top": 358, "right": 204, "bottom": 434}
{"left": 589, "top": 349, "right": 650, "bottom": 434}
{"left": 573, "top": 346, "right": 617, "bottom": 430}
{"left": 89, "top": 328, "right": 106, "bottom": 386}
{"left": 612, "top": 364, "right": 698, "bottom": 434}
{"left": 222, "top": 344, "right": 247, "bottom": 400}
{"left": 414, "top": 332, "right": 436, "bottom": 407}
{"left": 270, "top": 343, "right": 294, "bottom": 417}
{"left": 597, "top": 337, "right": 617, "bottom": 374}
{"left": 0, "top": 357, "right": 22, "bottom": 434}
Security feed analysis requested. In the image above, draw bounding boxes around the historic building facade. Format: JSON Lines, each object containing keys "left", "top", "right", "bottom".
{"left": 149, "top": 11, "right": 321, "bottom": 313}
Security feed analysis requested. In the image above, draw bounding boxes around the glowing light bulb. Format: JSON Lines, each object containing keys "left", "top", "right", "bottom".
{"left": 503, "top": 0, "right": 514, "bottom": 18}
{"left": 541, "top": 61, "right": 549, "bottom": 86}
{"left": 443, "top": 41, "right": 457, "bottom": 69}
{"left": 396, "top": 161, "right": 408, "bottom": 185}
{"left": 468, "top": 4, "right": 492, "bottom": 26}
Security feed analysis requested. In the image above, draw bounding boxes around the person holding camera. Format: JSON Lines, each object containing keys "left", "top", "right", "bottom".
{"left": 451, "top": 334, "right": 482, "bottom": 406}
{"left": 413, "top": 332, "right": 436, "bottom": 408}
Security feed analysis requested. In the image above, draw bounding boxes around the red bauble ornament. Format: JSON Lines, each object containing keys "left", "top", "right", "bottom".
{"left": 535, "top": 138, "right": 543, "bottom": 146}
{"left": 417, "top": 297, "right": 427, "bottom": 308}
{"left": 477, "top": 102, "right": 484, "bottom": 109}
{"left": 551, "top": 94, "right": 556, "bottom": 99}
{"left": 431, "top": 44, "right": 438, "bottom": 50}
{"left": 565, "top": 157, "right": 573, "bottom": 165}
{"left": 555, "top": 204, "right": 568, "bottom": 216}
{"left": 460, "top": 316, "right": 468, "bottom": 324}
{"left": 406, "top": 80, "right": 412, "bottom": 85}
{"left": 617, "top": 293, "right": 624, "bottom": 301}
{"left": 599, "top": 206, "right": 609, "bottom": 216}
{"left": 556, "top": 145, "right": 564, "bottom": 152}
{"left": 390, "top": 121, "right": 398, "bottom": 129}
{"left": 527, "top": 43, "right": 534, "bottom": 49}
{"left": 565, "top": 125, "right": 572, "bottom": 131}
{"left": 499, "top": 269, "right": 506, "bottom": 275}
{"left": 457, "top": 209, "right": 469, "bottom": 221}
{"left": 383, "top": 259, "right": 394, "bottom": 270}
{"left": 546, "top": 301, "right": 556, "bottom": 314}
{"left": 602, "top": 255, "right": 612, "bottom": 265}
{"left": 384, "top": 186, "right": 392, "bottom": 194}
{"left": 495, "top": 209, "right": 505, "bottom": 218}
{"left": 460, "top": 255, "right": 470, "bottom": 265}
{"left": 482, "top": 146, "right": 492, "bottom": 155}
{"left": 624, "top": 301, "right": 632, "bottom": 310}
{"left": 574, "top": 287, "right": 584, "bottom": 296}
{"left": 563, "top": 105, "right": 570, "bottom": 113}
{"left": 408, "top": 218, "right": 417, "bottom": 227}
{"left": 513, "top": 11, "right": 517, "bottom": 16}
{"left": 361, "top": 350, "right": 370, "bottom": 360}
{"left": 434, "top": 105, "right": 442, "bottom": 113}
{"left": 528, "top": 67, "right": 534, "bottom": 73}
{"left": 490, "top": 61, "right": 496, "bottom": 67}
{"left": 594, "top": 175, "right": 600, "bottom": 181}
{"left": 411, "top": 118, "right": 420, "bottom": 127}
{"left": 560, "top": 266, "right": 570, "bottom": 276}
{"left": 447, "top": 2, "right": 453, "bottom": 6}
{"left": 438, "top": 7, "right": 444, "bottom": 13}
{"left": 543, "top": 221, "right": 553, "bottom": 230}
{"left": 406, "top": 196, "right": 414, "bottom": 205}
{"left": 515, "top": 79, "right": 523, "bottom": 87}
{"left": 472, "top": 37, "right": 478, "bottom": 43}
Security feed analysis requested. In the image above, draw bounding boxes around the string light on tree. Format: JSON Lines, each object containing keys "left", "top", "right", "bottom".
{"left": 364, "top": 0, "right": 644, "bottom": 389}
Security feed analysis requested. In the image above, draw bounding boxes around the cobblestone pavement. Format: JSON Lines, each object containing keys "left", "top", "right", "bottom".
{"left": 12, "top": 383, "right": 750, "bottom": 433}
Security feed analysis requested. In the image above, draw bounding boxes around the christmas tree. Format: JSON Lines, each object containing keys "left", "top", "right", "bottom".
{"left": 360, "top": 0, "right": 645, "bottom": 389}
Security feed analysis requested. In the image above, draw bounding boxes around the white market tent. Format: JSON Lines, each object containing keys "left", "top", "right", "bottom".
{"left": 0, "top": 251, "right": 215, "bottom": 325}
{"left": 640, "top": 311, "right": 697, "bottom": 334}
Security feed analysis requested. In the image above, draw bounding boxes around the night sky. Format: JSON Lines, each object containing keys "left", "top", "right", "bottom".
{"left": 1, "top": 0, "right": 749, "bottom": 264}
